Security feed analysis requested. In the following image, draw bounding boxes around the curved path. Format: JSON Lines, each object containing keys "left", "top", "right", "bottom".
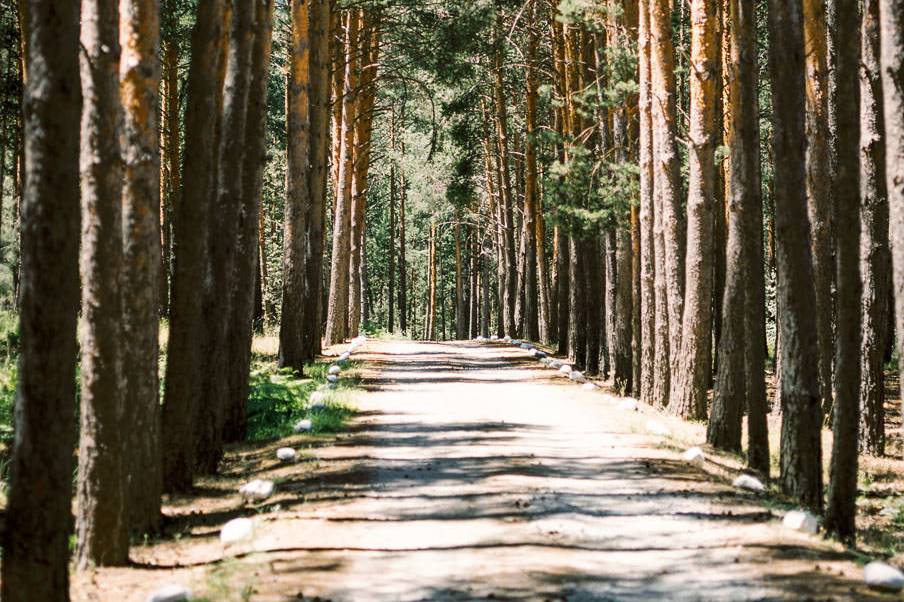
{"left": 82, "top": 339, "right": 888, "bottom": 601}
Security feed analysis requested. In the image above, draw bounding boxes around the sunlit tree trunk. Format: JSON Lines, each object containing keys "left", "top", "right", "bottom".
{"left": 638, "top": 0, "right": 655, "bottom": 405}
{"left": 521, "top": 0, "right": 539, "bottom": 341}
{"left": 120, "top": 0, "right": 162, "bottom": 534}
{"left": 494, "top": 16, "right": 517, "bottom": 337}
{"left": 76, "top": 0, "right": 129, "bottom": 567}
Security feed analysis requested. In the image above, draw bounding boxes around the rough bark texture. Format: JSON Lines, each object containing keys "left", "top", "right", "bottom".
{"left": 859, "top": 0, "right": 889, "bottom": 457}
{"left": 1, "top": 0, "right": 81, "bottom": 595}
{"left": 196, "top": 0, "right": 255, "bottom": 476}
{"left": 882, "top": 0, "right": 904, "bottom": 458}
{"left": 324, "top": 10, "right": 361, "bottom": 346}
{"left": 76, "top": 0, "right": 129, "bottom": 568}
{"left": 280, "top": 0, "right": 312, "bottom": 373}
{"left": 650, "top": 0, "right": 685, "bottom": 386}
{"left": 162, "top": 0, "right": 226, "bottom": 492}
{"left": 825, "top": 0, "right": 861, "bottom": 543}
{"left": 638, "top": 0, "right": 655, "bottom": 406}
{"left": 494, "top": 31, "right": 517, "bottom": 338}
{"left": 522, "top": 2, "right": 540, "bottom": 342}
{"left": 770, "top": 0, "right": 824, "bottom": 512}
{"left": 672, "top": 0, "right": 716, "bottom": 420}
{"left": 803, "top": 0, "right": 836, "bottom": 413}
{"left": 226, "top": 0, "right": 274, "bottom": 444}
{"left": 120, "top": 0, "right": 162, "bottom": 535}
{"left": 300, "top": 0, "right": 330, "bottom": 360}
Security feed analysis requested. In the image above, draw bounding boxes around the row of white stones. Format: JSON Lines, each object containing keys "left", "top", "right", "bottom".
{"left": 147, "top": 337, "right": 375, "bottom": 602}
{"left": 472, "top": 334, "right": 904, "bottom": 593}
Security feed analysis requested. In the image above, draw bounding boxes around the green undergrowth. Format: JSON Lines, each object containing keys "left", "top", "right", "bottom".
{"left": 244, "top": 359, "right": 359, "bottom": 442}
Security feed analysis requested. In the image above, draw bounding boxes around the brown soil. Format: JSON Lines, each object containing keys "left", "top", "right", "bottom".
{"left": 72, "top": 339, "right": 896, "bottom": 601}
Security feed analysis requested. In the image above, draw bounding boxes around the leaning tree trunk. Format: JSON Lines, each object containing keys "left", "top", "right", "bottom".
{"left": 770, "top": 0, "right": 824, "bottom": 512}
{"left": 76, "top": 0, "right": 129, "bottom": 568}
{"left": 671, "top": 0, "right": 716, "bottom": 420}
{"left": 0, "top": 0, "right": 81, "bottom": 597}
{"left": 120, "top": 0, "right": 163, "bottom": 535}
{"left": 859, "top": 0, "right": 889, "bottom": 457}
{"left": 162, "top": 0, "right": 227, "bottom": 492}
{"left": 824, "top": 0, "right": 862, "bottom": 543}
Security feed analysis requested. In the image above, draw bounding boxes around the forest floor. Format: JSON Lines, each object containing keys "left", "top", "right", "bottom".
{"left": 70, "top": 338, "right": 902, "bottom": 601}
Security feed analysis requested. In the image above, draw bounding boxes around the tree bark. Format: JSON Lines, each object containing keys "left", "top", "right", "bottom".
{"left": 672, "top": 0, "right": 716, "bottom": 419}
{"left": 280, "top": 0, "right": 313, "bottom": 373}
{"left": 638, "top": 0, "right": 656, "bottom": 405}
{"left": 522, "top": 1, "right": 540, "bottom": 341}
{"left": 120, "top": 0, "right": 163, "bottom": 535}
{"left": 770, "top": 0, "right": 824, "bottom": 512}
{"left": 859, "top": 0, "right": 889, "bottom": 457}
{"left": 225, "top": 0, "right": 274, "bottom": 444}
{"left": 324, "top": 10, "right": 361, "bottom": 346}
{"left": 0, "top": 0, "right": 80, "bottom": 595}
{"left": 824, "top": 0, "right": 862, "bottom": 543}
{"left": 494, "top": 19, "right": 517, "bottom": 337}
{"left": 162, "top": 0, "right": 226, "bottom": 492}
{"left": 76, "top": 0, "right": 129, "bottom": 567}
{"left": 803, "top": 0, "right": 836, "bottom": 415}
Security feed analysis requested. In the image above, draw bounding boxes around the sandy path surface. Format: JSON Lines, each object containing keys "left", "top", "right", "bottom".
{"left": 77, "top": 339, "right": 890, "bottom": 601}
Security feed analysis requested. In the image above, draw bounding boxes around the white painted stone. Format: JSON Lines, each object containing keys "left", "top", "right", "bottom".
{"left": 581, "top": 382, "right": 596, "bottom": 391}
{"left": 618, "top": 399, "right": 639, "bottom": 412}
{"left": 293, "top": 419, "right": 313, "bottom": 433}
{"left": 490, "top": 335, "right": 499, "bottom": 341}
{"left": 276, "top": 447, "right": 298, "bottom": 461}
{"left": 512, "top": 339, "right": 522, "bottom": 346}
{"left": 310, "top": 391, "right": 326, "bottom": 404}
{"left": 520, "top": 343, "right": 532, "bottom": 350}
{"left": 532, "top": 349, "right": 547, "bottom": 358}
{"left": 682, "top": 447, "right": 706, "bottom": 467}
{"left": 733, "top": 474, "right": 765, "bottom": 492}
{"left": 147, "top": 584, "right": 193, "bottom": 602}
{"left": 865, "top": 561, "right": 904, "bottom": 592}
{"left": 645, "top": 421, "right": 670, "bottom": 437}
{"left": 558, "top": 364, "right": 573, "bottom": 375}
{"left": 339, "top": 352, "right": 351, "bottom": 361}
{"left": 220, "top": 518, "right": 255, "bottom": 545}
{"left": 239, "top": 479, "right": 275, "bottom": 502}
{"left": 782, "top": 510, "right": 819, "bottom": 534}
{"left": 569, "top": 371, "right": 586, "bottom": 383}
{"left": 549, "top": 360, "right": 564, "bottom": 369}
{"left": 539, "top": 357, "right": 551, "bottom": 365}
{"left": 328, "top": 364, "right": 342, "bottom": 375}
{"left": 503, "top": 336, "right": 512, "bottom": 343}
{"left": 327, "top": 374, "right": 339, "bottom": 383}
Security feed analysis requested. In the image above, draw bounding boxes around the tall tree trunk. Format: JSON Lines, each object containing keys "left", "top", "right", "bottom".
{"left": 0, "top": 0, "right": 80, "bottom": 595}
{"left": 388, "top": 112, "right": 397, "bottom": 333}
{"left": 638, "top": 0, "right": 656, "bottom": 405}
{"left": 804, "top": 0, "right": 836, "bottom": 416}
{"left": 77, "top": 0, "right": 128, "bottom": 567}
{"left": 555, "top": 227, "right": 570, "bottom": 356}
{"left": 399, "top": 171, "right": 408, "bottom": 332}
{"left": 770, "top": 0, "right": 824, "bottom": 512}
{"left": 825, "top": 0, "right": 862, "bottom": 543}
{"left": 568, "top": 237, "right": 586, "bottom": 369}
{"left": 324, "top": 10, "right": 360, "bottom": 346}
{"left": 120, "top": 0, "right": 162, "bottom": 535}
{"left": 280, "top": 0, "right": 313, "bottom": 373}
{"left": 299, "top": 0, "right": 330, "bottom": 360}
{"left": 162, "top": 0, "right": 227, "bottom": 492}
{"left": 650, "top": 0, "right": 685, "bottom": 387}
{"left": 455, "top": 220, "right": 466, "bottom": 338}
{"left": 522, "top": 1, "right": 540, "bottom": 341}
{"left": 160, "top": 36, "right": 179, "bottom": 316}
{"left": 196, "top": 0, "right": 255, "bottom": 475}
{"left": 226, "top": 0, "right": 274, "bottom": 444}
{"left": 859, "top": 0, "right": 889, "bottom": 457}
{"left": 494, "top": 19, "right": 517, "bottom": 337}
{"left": 881, "top": 0, "right": 904, "bottom": 465}
{"left": 671, "top": 0, "right": 716, "bottom": 419}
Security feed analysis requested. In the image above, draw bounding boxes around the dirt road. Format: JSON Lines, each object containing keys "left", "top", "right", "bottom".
{"left": 78, "top": 339, "right": 889, "bottom": 601}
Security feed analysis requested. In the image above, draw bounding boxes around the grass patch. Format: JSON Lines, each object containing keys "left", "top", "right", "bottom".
{"left": 245, "top": 359, "right": 359, "bottom": 442}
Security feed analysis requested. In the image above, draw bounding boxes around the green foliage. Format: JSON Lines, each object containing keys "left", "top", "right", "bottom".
{"left": 245, "top": 361, "right": 357, "bottom": 442}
